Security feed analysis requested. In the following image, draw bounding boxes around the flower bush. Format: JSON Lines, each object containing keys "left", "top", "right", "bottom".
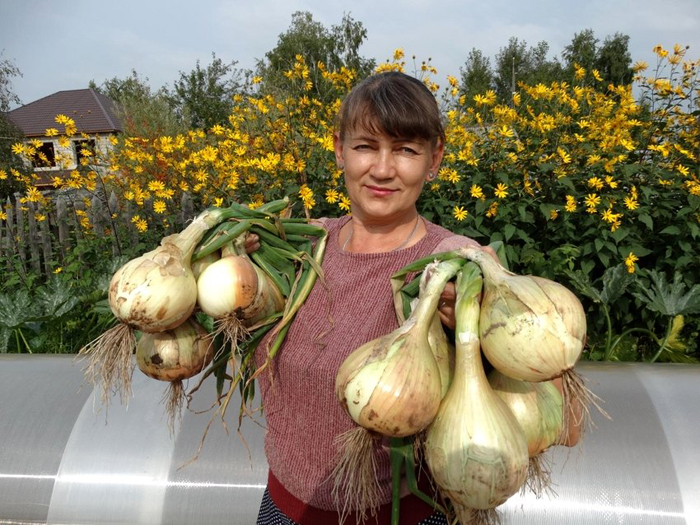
{"left": 4, "top": 46, "right": 699, "bottom": 359}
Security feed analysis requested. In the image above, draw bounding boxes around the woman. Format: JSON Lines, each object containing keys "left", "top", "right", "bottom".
{"left": 255, "top": 71, "right": 578, "bottom": 525}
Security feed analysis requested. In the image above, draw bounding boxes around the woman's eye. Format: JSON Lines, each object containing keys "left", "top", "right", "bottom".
{"left": 400, "top": 146, "right": 418, "bottom": 155}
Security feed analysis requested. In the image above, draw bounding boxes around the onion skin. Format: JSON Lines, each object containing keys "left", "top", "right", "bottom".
{"left": 460, "top": 246, "right": 586, "bottom": 382}
{"left": 428, "top": 310, "right": 454, "bottom": 399}
{"left": 109, "top": 242, "right": 198, "bottom": 333}
{"left": 136, "top": 317, "right": 213, "bottom": 382}
{"left": 488, "top": 370, "right": 563, "bottom": 457}
{"left": 425, "top": 264, "right": 528, "bottom": 511}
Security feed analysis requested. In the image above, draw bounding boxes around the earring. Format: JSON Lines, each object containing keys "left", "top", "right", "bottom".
{"left": 427, "top": 171, "right": 436, "bottom": 181}
{"left": 339, "top": 164, "right": 344, "bottom": 171}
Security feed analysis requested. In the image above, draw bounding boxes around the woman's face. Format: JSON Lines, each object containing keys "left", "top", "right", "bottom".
{"left": 334, "top": 126, "right": 443, "bottom": 225}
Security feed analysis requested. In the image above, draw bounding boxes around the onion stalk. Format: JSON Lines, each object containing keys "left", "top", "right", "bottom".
{"left": 136, "top": 317, "right": 213, "bottom": 431}
{"left": 488, "top": 370, "right": 563, "bottom": 497}
{"left": 424, "top": 263, "right": 528, "bottom": 523}
{"left": 458, "top": 245, "right": 597, "bottom": 439}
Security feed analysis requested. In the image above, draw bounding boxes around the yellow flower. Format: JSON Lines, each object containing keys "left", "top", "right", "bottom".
{"left": 550, "top": 209, "right": 559, "bottom": 220}
{"left": 393, "top": 48, "right": 405, "bottom": 61}
{"left": 134, "top": 218, "right": 148, "bottom": 233}
{"left": 214, "top": 197, "right": 224, "bottom": 208}
{"left": 565, "top": 195, "right": 577, "bottom": 213}
{"left": 624, "top": 196, "right": 639, "bottom": 210}
{"left": 338, "top": 195, "right": 351, "bottom": 212}
{"left": 54, "top": 267, "right": 62, "bottom": 274}
{"left": 676, "top": 165, "right": 690, "bottom": 176}
{"left": 453, "top": 205, "right": 468, "bottom": 221}
{"left": 592, "top": 69, "right": 603, "bottom": 81}
{"left": 252, "top": 76, "right": 262, "bottom": 84}
{"left": 625, "top": 252, "right": 639, "bottom": 274}
{"left": 0, "top": 211, "right": 6, "bottom": 221}
{"left": 35, "top": 213, "right": 46, "bottom": 222}
{"left": 557, "top": 147, "right": 571, "bottom": 164}
{"left": 574, "top": 64, "right": 586, "bottom": 80}
{"left": 605, "top": 176, "right": 618, "bottom": 189}
{"left": 499, "top": 126, "right": 514, "bottom": 138}
{"left": 512, "top": 92, "right": 521, "bottom": 106}
{"left": 153, "top": 201, "right": 166, "bottom": 214}
{"left": 11, "top": 143, "right": 25, "bottom": 155}
{"left": 585, "top": 193, "right": 601, "bottom": 208}
{"left": 587, "top": 177, "right": 604, "bottom": 190}
{"left": 494, "top": 183, "right": 509, "bottom": 199}
{"left": 470, "top": 184, "right": 484, "bottom": 199}
{"left": 325, "top": 189, "right": 339, "bottom": 204}
{"left": 0, "top": 169, "right": 6, "bottom": 180}
{"left": 485, "top": 201, "right": 499, "bottom": 218}
{"left": 632, "top": 61, "right": 648, "bottom": 72}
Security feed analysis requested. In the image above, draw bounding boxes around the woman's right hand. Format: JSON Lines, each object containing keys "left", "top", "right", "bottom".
{"left": 244, "top": 233, "right": 260, "bottom": 253}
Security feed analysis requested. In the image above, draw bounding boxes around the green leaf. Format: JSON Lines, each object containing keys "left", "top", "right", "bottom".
{"left": 564, "top": 270, "right": 601, "bottom": 303}
{"left": 0, "top": 327, "right": 10, "bottom": 353}
{"left": 504, "top": 224, "right": 516, "bottom": 242}
{"left": 0, "top": 291, "right": 36, "bottom": 329}
{"left": 600, "top": 265, "right": 631, "bottom": 304}
{"left": 34, "top": 278, "right": 80, "bottom": 319}
{"left": 632, "top": 270, "right": 700, "bottom": 316}
{"left": 659, "top": 225, "right": 681, "bottom": 236}
{"left": 598, "top": 251, "right": 610, "bottom": 267}
{"left": 638, "top": 213, "right": 654, "bottom": 231}
{"left": 581, "top": 259, "right": 596, "bottom": 275}
{"left": 595, "top": 238, "right": 604, "bottom": 253}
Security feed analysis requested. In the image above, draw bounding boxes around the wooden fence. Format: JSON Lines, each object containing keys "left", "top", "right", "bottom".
{"left": 0, "top": 191, "right": 196, "bottom": 280}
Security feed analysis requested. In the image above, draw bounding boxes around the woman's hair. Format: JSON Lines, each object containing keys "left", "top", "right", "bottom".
{"left": 336, "top": 71, "right": 445, "bottom": 147}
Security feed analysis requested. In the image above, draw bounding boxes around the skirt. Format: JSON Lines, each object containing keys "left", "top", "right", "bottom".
{"left": 256, "top": 488, "right": 448, "bottom": 525}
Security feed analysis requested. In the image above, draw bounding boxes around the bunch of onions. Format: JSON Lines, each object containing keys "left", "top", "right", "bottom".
{"left": 424, "top": 263, "right": 529, "bottom": 524}
{"left": 488, "top": 370, "right": 563, "bottom": 497}
{"left": 80, "top": 207, "right": 233, "bottom": 404}
{"left": 332, "top": 258, "right": 464, "bottom": 520}
{"left": 136, "top": 317, "right": 214, "bottom": 431}
{"left": 458, "top": 246, "right": 595, "bottom": 438}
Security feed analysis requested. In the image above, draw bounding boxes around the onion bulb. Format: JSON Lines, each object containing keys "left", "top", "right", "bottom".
{"left": 459, "top": 246, "right": 586, "bottom": 383}
{"left": 459, "top": 246, "right": 597, "bottom": 439}
{"left": 335, "top": 258, "right": 463, "bottom": 437}
{"left": 424, "top": 263, "right": 528, "bottom": 521}
{"left": 488, "top": 370, "right": 563, "bottom": 497}
{"left": 136, "top": 317, "right": 213, "bottom": 430}
{"left": 196, "top": 245, "right": 284, "bottom": 346}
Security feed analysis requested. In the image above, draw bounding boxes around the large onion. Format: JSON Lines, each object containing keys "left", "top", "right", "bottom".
{"left": 424, "top": 263, "right": 528, "bottom": 522}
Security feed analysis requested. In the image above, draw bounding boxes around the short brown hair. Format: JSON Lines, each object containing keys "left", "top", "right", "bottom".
{"left": 336, "top": 71, "right": 445, "bottom": 147}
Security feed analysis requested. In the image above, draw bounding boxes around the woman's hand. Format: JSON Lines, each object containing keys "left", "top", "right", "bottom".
{"left": 244, "top": 233, "right": 260, "bottom": 254}
{"left": 437, "top": 244, "right": 500, "bottom": 329}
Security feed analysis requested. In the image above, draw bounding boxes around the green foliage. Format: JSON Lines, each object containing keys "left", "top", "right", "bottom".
{"left": 168, "top": 53, "right": 246, "bottom": 130}
{"left": 256, "top": 11, "right": 375, "bottom": 96}
{"left": 459, "top": 49, "right": 494, "bottom": 108}
{"left": 0, "top": 51, "right": 28, "bottom": 198}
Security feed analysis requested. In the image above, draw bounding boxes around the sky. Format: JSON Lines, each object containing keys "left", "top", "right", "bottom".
{"left": 1, "top": 0, "right": 699, "bottom": 109}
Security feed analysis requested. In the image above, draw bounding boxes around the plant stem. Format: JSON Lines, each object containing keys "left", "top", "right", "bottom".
{"left": 606, "top": 327, "right": 661, "bottom": 360}
{"left": 390, "top": 438, "right": 403, "bottom": 525}
{"left": 602, "top": 304, "right": 614, "bottom": 361}
{"left": 649, "top": 318, "right": 674, "bottom": 363}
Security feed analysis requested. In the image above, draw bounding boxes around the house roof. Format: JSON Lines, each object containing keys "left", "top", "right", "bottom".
{"left": 6, "top": 89, "right": 122, "bottom": 137}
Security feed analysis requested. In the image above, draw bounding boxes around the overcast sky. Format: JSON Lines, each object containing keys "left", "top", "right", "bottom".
{"left": 2, "top": 0, "right": 699, "bottom": 108}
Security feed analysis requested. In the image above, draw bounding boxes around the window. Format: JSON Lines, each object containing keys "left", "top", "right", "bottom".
{"left": 31, "top": 142, "right": 57, "bottom": 168}
{"left": 73, "top": 139, "right": 96, "bottom": 165}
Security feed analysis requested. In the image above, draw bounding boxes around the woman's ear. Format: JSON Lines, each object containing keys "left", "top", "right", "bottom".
{"left": 429, "top": 140, "right": 445, "bottom": 174}
{"left": 333, "top": 132, "right": 344, "bottom": 168}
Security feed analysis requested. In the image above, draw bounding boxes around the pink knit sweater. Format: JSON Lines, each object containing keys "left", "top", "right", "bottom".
{"left": 256, "top": 215, "right": 478, "bottom": 515}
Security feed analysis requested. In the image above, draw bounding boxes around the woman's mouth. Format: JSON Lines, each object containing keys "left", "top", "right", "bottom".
{"left": 365, "top": 185, "right": 397, "bottom": 197}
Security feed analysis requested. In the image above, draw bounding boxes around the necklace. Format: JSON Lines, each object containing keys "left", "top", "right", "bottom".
{"left": 342, "top": 215, "right": 421, "bottom": 252}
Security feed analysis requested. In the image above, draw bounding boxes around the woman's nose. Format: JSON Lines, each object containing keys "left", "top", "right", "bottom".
{"left": 370, "top": 150, "right": 395, "bottom": 180}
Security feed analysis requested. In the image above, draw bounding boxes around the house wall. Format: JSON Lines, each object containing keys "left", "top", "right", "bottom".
{"left": 26, "top": 133, "right": 116, "bottom": 174}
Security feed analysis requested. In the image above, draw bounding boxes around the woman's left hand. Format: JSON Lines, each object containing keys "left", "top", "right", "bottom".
{"left": 438, "top": 245, "right": 500, "bottom": 329}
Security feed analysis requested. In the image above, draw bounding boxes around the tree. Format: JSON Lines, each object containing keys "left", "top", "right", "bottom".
{"left": 168, "top": 53, "right": 246, "bottom": 130}
{"left": 1, "top": 52, "right": 26, "bottom": 198}
{"left": 562, "top": 29, "right": 599, "bottom": 73}
{"left": 91, "top": 70, "right": 187, "bottom": 138}
{"left": 562, "top": 29, "right": 633, "bottom": 85}
{"left": 459, "top": 48, "right": 494, "bottom": 106}
{"left": 493, "top": 38, "right": 562, "bottom": 102}
{"left": 256, "top": 11, "right": 375, "bottom": 96}
{"left": 596, "top": 33, "right": 633, "bottom": 85}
